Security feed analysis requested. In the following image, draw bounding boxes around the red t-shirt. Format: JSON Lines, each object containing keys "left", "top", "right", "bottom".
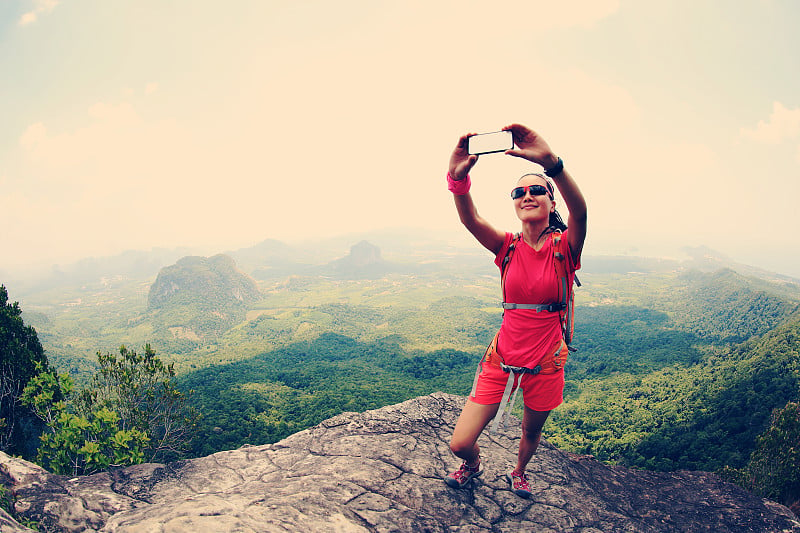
{"left": 493, "top": 230, "right": 581, "bottom": 368}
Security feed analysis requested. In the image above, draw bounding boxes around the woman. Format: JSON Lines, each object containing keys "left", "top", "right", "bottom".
{"left": 444, "top": 123, "right": 587, "bottom": 498}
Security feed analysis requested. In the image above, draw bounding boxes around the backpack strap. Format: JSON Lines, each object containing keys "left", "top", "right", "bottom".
{"left": 499, "top": 233, "right": 521, "bottom": 307}
{"left": 500, "top": 231, "right": 572, "bottom": 314}
{"left": 551, "top": 231, "right": 577, "bottom": 349}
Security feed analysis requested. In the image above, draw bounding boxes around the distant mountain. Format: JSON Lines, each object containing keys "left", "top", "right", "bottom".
{"left": 681, "top": 245, "right": 800, "bottom": 283}
{"left": 148, "top": 254, "right": 260, "bottom": 309}
{"left": 228, "top": 239, "right": 322, "bottom": 276}
{"left": 244, "top": 240, "right": 406, "bottom": 280}
{"left": 580, "top": 245, "right": 800, "bottom": 285}
{"left": 9, "top": 230, "right": 797, "bottom": 293}
{"left": 324, "top": 240, "right": 393, "bottom": 279}
{"left": 10, "top": 247, "right": 200, "bottom": 296}
{"left": 581, "top": 255, "right": 681, "bottom": 274}
{"left": 340, "top": 240, "right": 383, "bottom": 267}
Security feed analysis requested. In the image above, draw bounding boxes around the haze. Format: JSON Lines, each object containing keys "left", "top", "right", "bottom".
{"left": 1, "top": 1, "right": 799, "bottom": 278}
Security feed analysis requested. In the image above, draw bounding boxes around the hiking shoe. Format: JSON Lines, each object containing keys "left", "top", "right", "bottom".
{"left": 445, "top": 460, "right": 482, "bottom": 489}
{"left": 506, "top": 470, "right": 532, "bottom": 498}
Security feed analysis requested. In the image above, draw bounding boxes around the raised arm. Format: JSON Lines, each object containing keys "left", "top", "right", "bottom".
{"left": 503, "top": 124, "right": 588, "bottom": 262}
{"left": 448, "top": 134, "right": 506, "bottom": 255}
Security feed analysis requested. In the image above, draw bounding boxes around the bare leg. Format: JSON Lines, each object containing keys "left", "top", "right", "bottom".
{"left": 449, "top": 400, "right": 500, "bottom": 466}
{"left": 515, "top": 406, "right": 550, "bottom": 473}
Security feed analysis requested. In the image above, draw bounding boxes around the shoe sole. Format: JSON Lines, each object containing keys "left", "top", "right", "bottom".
{"left": 506, "top": 474, "right": 532, "bottom": 498}
{"left": 444, "top": 469, "right": 483, "bottom": 489}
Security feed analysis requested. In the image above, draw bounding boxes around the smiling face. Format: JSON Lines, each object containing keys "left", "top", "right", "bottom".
{"left": 513, "top": 174, "right": 555, "bottom": 223}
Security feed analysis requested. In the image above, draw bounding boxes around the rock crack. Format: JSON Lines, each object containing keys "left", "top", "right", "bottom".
{"left": 0, "top": 392, "right": 797, "bottom": 532}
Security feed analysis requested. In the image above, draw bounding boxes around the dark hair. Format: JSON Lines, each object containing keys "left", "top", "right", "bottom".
{"left": 547, "top": 210, "right": 567, "bottom": 232}
{"left": 518, "top": 173, "right": 567, "bottom": 237}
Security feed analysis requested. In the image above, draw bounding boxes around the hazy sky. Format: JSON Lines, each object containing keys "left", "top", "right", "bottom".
{"left": 2, "top": 1, "right": 799, "bottom": 277}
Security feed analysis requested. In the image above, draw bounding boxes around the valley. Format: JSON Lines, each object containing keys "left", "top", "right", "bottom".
{"left": 7, "top": 231, "right": 800, "bottom": 475}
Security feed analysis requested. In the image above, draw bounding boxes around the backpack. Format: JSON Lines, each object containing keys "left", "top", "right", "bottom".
{"left": 473, "top": 230, "right": 581, "bottom": 433}
{"left": 500, "top": 230, "right": 580, "bottom": 349}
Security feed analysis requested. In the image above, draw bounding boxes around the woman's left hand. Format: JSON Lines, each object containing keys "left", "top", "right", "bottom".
{"left": 503, "top": 124, "right": 559, "bottom": 169}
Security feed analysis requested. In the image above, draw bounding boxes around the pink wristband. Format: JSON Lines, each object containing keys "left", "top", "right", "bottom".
{"left": 447, "top": 172, "right": 471, "bottom": 195}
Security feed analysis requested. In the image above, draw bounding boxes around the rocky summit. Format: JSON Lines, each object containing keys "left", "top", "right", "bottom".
{"left": 2, "top": 393, "right": 799, "bottom": 532}
{"left": 148, "top": 253, "right": 261, "bottom": 309}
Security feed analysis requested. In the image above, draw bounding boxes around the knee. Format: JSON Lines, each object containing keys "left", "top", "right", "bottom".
{"left": 521, "top": 409, "right": 550, "bottom": 442}
{"left": 521, "top": 423, "right": 543, "bottom": 442}
{"left": 449, "top": 436, "right": 473, "bottom": 458}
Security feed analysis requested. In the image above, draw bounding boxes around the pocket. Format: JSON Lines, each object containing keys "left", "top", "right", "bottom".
{"left": 552, "top": 338, "right": 569, "bottom": 369}
{"left": 483, "top": 330, "right": 502, "bottom": 367}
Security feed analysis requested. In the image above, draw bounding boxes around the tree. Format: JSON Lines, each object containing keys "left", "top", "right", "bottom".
{"left": 0, "top": 284, "right": 50, "bottom": 456}
{"left": 21, "top": 368, "right": 149, "bottom": 476}
{"left": 22, "top": 344, "right": 199, "bottom": 475}
{"left": 727, "top": 401, "right": 800, "bottom": 510}
{"left": 75, "top": 345, "right": 199, "bottom": 463}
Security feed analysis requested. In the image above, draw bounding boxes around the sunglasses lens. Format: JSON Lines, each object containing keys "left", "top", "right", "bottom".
{"left": 511, "top": 184, "right": 551, "bottom": 199}
{"left": 512, "top": 185, "right": 545, "bottom": 198}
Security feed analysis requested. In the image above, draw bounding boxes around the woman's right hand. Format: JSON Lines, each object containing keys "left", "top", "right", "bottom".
{"left": 448, "top": 134, "right": 478, "bottom": 180}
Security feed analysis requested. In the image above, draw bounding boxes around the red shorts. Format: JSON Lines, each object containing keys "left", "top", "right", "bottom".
{"left": 469, "top": 361, "right": 565, "bottom": 412}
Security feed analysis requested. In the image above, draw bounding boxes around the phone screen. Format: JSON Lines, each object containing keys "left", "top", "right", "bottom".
{"left": 468, "top": 130, "right": 513, "bottom": 156}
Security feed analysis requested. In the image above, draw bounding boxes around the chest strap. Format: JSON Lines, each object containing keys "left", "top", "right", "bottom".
{"left": 502, "top": 302, "right": 565, "bottom": 312}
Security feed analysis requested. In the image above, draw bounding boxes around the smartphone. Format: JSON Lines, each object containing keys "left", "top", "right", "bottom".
{"left": 467, "top": 130, "right": 513, "bottom": 156}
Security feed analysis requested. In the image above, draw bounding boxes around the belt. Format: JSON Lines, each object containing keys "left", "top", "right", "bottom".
{"left": 470, "top": 332, "right": 567, "bottom": 434}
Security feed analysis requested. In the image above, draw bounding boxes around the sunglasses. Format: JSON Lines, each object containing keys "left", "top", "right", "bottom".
{"left": 511, "top": 184, "right": 551, "bottom": 200}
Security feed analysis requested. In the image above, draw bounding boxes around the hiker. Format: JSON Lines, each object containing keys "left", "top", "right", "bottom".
{"left": 444, "top": 123, "right": 587, "bottom": 498}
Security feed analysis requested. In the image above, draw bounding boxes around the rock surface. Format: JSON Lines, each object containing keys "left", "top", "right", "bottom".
{"left": 2, "top": 392, "right": 799, "bottom": 532}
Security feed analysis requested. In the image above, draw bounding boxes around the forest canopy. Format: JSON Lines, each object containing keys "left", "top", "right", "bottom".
{"left": 5, "top": 243, "right": 800, "bottom": 506}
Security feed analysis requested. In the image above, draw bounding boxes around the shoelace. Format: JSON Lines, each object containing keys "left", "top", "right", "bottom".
{"left": 454, "top": 462, "right": 480, "bottom": 481}
{"left": 511, "top": 471, "right": 530, "bottom": 489}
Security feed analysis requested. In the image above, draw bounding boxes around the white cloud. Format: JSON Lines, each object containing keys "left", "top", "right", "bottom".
{"left": 9, "top": 94, "right": 315, "bottom": 259}
{"left": 16, "top": 99, "right": 193, "bottom": 193}
{"left": 5, "top": 0, "right": 799, "bottom": 276}
{"left": 556, "top": 0, "right": 620, "bottom": 28}
{"left": 19, "top": 122, "right": 48, "bottom": 151}
{"left": 740, "top": 101, "right": 800, "bottom": 144}
{"left": 422, "top": 0, "right": 620, "bottom": 31}
{"left": 18, "top": 0, "right": 60, "bottom": 26}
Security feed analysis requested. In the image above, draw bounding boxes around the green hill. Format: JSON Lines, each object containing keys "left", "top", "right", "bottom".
{"left": 172, "top": 263, "right": 799, "bottom": 471}
{"left": 7, "top": 233, "right": 800, "bottom": 477}
{"left": 549, "top": 313, "right": 800, "bottom": 471}
{"left": 149, "top": 254, "right": 260, "bottom": 309}
{"left": 147, "top": 254, "right": 261, "bottom": 340}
